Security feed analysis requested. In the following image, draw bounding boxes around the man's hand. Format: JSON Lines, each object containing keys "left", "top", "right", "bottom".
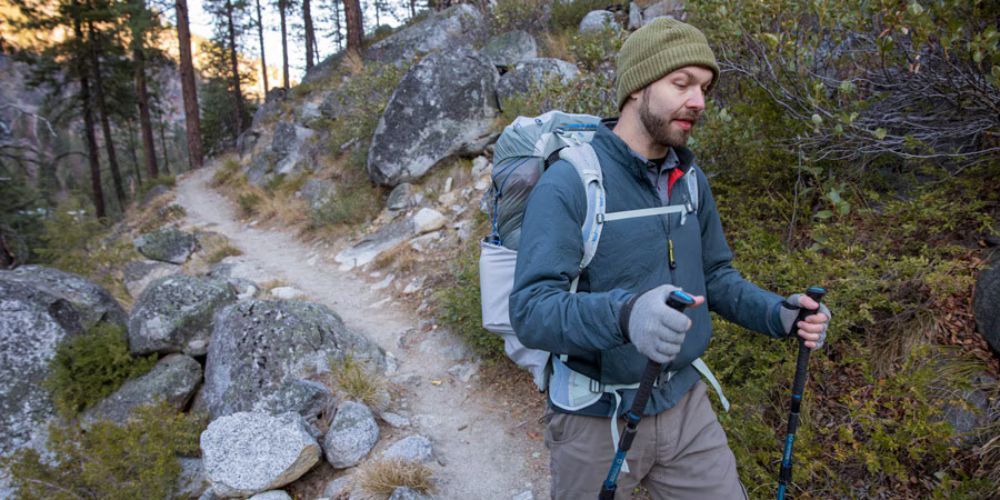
{"left": 779, "top": 294, "right": 831, "bottom": 349}
{"left": 626, "top": 285, "right": 705, "bottom": 364}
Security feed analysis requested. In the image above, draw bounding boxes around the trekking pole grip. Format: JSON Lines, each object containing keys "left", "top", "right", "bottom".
{"left": 790, "top": 286, "right": 826, "bottom": 394}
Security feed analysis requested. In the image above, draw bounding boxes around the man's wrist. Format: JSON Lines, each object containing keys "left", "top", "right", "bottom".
{"left": 619, "top": 293, "right": 639, "bottom": 343}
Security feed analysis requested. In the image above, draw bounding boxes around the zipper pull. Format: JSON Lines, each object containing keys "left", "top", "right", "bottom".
{"left": 668, "top": 239, "right": 677, "bottom": 269}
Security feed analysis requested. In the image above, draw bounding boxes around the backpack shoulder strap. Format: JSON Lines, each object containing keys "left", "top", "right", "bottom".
{"left": 558, "top": 143, "right": 604, "bottom": 294}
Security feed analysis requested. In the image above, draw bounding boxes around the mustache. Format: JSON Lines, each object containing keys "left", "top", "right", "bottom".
{"left": 673, "top": 112, "right": 701, "bottom": 124}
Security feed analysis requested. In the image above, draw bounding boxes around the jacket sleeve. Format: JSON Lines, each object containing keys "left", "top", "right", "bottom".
{"left": 695, "top": 168, "right": 787, "bottom": 337}
{"left": 508, "top": 160, "right": 633, "bottom": 356}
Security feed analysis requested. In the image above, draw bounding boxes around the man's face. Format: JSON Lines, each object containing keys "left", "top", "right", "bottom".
{"left": 637, "top": 66, "right": 713, "bottom": 149}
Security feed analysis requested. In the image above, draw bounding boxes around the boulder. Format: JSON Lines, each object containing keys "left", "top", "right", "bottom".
{"left": 176, "top": 457, "right": 211, "bottom": 499}
{"left": 974, "top": 261, "right": 1000, "bottom": 354}
{"left": 251, "top": 88, "right": 286, "bottom": 130}
{"left": 236, "top": 129, "right": 260, "bottom": 158}
{"left": 412, "top": 208, "right": 446, "bottom": 234}
{"left": 128, "top": 275, "right": 236, "bottom": 356}
{"left": 381, "top": 435, "right": 433, "bottom": 463}
{"left": 253, "top": 379, "right": 337, "bottom": 438}
{"left": 80, "top": 354, "right": 202, "bottom": 429}
{"left": 201, "top": 411, "right": 321, "bottom": 497}
{"left": 202, "top": 300, "right": 384, "bottom": 419}
{"left": 628, "top": 2, "right": 642, "bottom": 30}
{"left": 387, "top": 183, "right": 417, "bottom": 211}
{"left": 246, "top": 150, "right": 281, "bottom": 187}
{"left": 123, "top": 259, "right": 178, "bottom": 299}
{"left": 271, "top": 122, "right": 316, "bottom": 176}
{"left": 140, "top": 184, "right": 172, "bottom": 206}
{"left": 579, "top": 10, "right": 620, "bottom": 33}
{"left": 134, "top": 227, "right": 197, "bottom": 265}
{"left": 640, "top": 0, "right": 684, "bottom": 25}
{"left": 481, "top": 30, "right": 538, "bottom": 67}
{"left": 364, "top": 4, "right": 485, "bottom": 67}
{"left": 323, "top": 401, "right": 379, "bottom": 469}
{"left": 497, "top": 58, "right": 579, "bottom": 107}
{"left": 334, "top": 218, "right": 415, "bottom": 271}
{"left": 297, "top": 179, "right": 337, "bottom": 210}
{"left": 0, "top": 265, "right": 127, "bottom": 329}
{"left": 248, "top": 491, "right": 292, "bottom": 500}
{"left": 366, "top": 47, "right": 499, "bottom": 187}
{"left": 0, "top": 279, "right": 83, "bottom": 456}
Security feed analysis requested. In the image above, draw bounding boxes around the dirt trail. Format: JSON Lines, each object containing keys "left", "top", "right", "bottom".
{"left": 174, "top": 165, "right": 548, "bottom": 499}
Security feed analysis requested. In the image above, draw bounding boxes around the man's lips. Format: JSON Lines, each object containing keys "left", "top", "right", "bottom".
{"left": 673, "top": 119, "right": 693, "bottom": 131}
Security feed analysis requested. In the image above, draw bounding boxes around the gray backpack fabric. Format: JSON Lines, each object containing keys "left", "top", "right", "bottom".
{"left": 480, "top": 111, "right": 699, "bottom": 391}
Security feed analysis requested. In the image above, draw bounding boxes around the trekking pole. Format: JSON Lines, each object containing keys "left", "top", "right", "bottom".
{"left": 776, "top": 286, "right": 826, "bottom": 500}
{"left": 599, "top": 290, "right": 696, "bottom": 500}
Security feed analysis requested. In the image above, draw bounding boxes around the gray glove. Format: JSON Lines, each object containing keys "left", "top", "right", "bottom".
{"left": 779, "top": 293, "right": 832, "bottom": 349}
{"left": 624, "top": 285, "right": 692, "bottom": 364}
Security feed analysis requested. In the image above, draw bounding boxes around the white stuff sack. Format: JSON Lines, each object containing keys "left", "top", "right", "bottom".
{"left": 479, "top": 239, "right": 550, "bottom": 390}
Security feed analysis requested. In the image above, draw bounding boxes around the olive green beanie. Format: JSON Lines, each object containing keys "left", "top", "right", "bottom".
{"left": 616, "top": 17, "right": 720, "bottom": 110}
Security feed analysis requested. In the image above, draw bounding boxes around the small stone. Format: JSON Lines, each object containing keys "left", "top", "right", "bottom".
{"left": 248, "top": 491, "right": 293, "bottom": 500}
{"left": 403, "top": 277, "right": 425, "bottom": 294}
{"left": 389, "top": 487, "right": 431, "bottom": 500}
{"left": 447, "top": 362, "right": 480, "bottom": 383}
{"left": 382, "top": 435, "right": 433, "bottom": 463}
{"left": 372, "top": 274, "right": 395, "bottom": 290}
{"left": 380, "top": 412, "right": 411, "bottom": 428}
{"left": 323, "top": 401, "right": 380, "bottom": 469}
{"left": 471, "top": 156, "right": 490, "bottom": 177}
{"left": 270, "top": 286, "right": 305, "bottom": 300}
{"left": 512, "top": 491, "right": 534, "bottom": 500}
{"left": 322, "top": 476, "right": 353, "bottom": 498}
{"left": 412, "top": 208, "right": 447, "bottom": 234}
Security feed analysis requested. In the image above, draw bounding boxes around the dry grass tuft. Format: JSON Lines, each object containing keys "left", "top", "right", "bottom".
{"left": 206, "top": 244, "right": 242, "bottom": 264}
{"left": 328, "top": 355, "right": 391, "bottom": 413}
{"left": 259, "top": 279, "right": 289, "bottom": 291}
{"left": 354, "top": 458, "right": 434, "bottom": 498}
{"left": 371, "top": 242, "right": 421, "bottom": 274}
{"left": 538, "top": 30, "right": 575, "bottom": 62}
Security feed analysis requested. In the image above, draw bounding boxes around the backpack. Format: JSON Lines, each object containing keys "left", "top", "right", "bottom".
{"left": 479, "top": 110, "right": 700, "bottom": 391}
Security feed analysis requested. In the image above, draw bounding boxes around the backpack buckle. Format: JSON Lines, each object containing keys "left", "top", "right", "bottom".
{"left": 596, "top": 213, "right": 606, "bottom": 224}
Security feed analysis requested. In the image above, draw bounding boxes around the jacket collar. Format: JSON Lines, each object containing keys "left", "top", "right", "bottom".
{"left": 595, "top": 118, "right": 695, "bottom": 177}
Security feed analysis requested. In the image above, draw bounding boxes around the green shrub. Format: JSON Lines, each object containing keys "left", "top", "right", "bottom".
{"left": 500, "top": 69, "right": 617, "bottom": 122}
{"left": 236, "top": 192, "right": 262, "bottom": 217}
{"left": 490, "top": 0, "right": 548, "bottom": 34}
{"left": 45, "top": 323, "right": 157, "bottom": 419}
{"left": 550, "top": 0, "right": 622, "bottom": 31}
{"left": 569, "top": 26, "right": 624, "bottom": 71}
{"left": 326, "top": 61, "right": 411, "bottom": 154}
{"left": 139, "top": 175, "right": 176, "bottom": 195}
{"left": 211, "top": 159, "right": 242, "bottom": 187}
{"left": 1, "top": 402, "right": 204, "bottom": 500}
{"left": 309, "top": 181, "right": 379, "bottom": 227}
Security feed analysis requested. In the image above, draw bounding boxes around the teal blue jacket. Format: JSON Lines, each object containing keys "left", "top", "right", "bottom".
{"left": 509, "top": 120, "right": 788, "bottom": 416}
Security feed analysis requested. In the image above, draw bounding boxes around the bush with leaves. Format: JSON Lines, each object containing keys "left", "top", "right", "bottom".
{"left": 1, "top": 403, "right": 204, "bottom": 500}
{"left": 45, "top": 322, "right": 158, "bottom": 419}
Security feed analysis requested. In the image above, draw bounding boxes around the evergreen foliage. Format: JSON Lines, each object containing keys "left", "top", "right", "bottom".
{"left": 0, "top": 402, "right": 204, "bottom": 500}
{"left": 45, "top": 322, "right": 157, "bottom": 419}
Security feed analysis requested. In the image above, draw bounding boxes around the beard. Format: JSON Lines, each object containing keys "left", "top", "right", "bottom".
{"left": 638, "top": 88, "right": 699, "bottom": 149}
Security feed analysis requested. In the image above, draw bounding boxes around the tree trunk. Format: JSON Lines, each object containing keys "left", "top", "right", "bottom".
{"left": 254, "top": 0, "right": 268, "bottom": 95}
{"left": 279, "top": 0, "right": 290, "bottom": 89}
{"left": 409, "top": 0, "right": 416, "bottom": 18}
{"left": 224, "top": 0, "right": 245, "bottom": 138}
{"left": 72, "top": 1, "right": 105, "bottom": 218}
{"left": 303, "top": 0, "right": 315, "bottom": 70}
{"left": 125, "top": 117, "right": 143, "bottom": 190}
{"left": 131, "top": 0, "right": 159, "bottom": 179}
{"left": 374, "top": 0, "right": 380, "bottom": 27}
{"left": 343, "top": 0, "right": 363, "bottom": 56}
{"left": 332, "top": 0, "right": 342, "bottom": 52}
{"left": 175, "top": 0, "right": 204, "bottom": 168}
{"left": 134, "top": 43, "right": 159, "bottom": 179}
{"left": 88, "top": 23, "right": 126, "bottom": 210}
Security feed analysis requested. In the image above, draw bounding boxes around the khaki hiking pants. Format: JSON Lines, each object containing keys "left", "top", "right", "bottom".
{"left": 544, "top": 381, "right": 749, "bottom": 500}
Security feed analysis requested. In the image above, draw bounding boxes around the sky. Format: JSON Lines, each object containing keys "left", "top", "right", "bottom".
{"left": 186, "top": 0, "right": 410, "bottom": 85}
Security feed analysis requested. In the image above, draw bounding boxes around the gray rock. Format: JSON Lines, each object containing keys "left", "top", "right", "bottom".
{"left": 497, "top": 58, "right": 579, "bottom": 107}
{"left": 270, "top": 286, "right": 306, "bottom": 300}
{"left": 246, "top": 150, "right": 280, "bottom": 187}
{"left": 412, "top": 208, "right": 446, "bottom": 234}
{"left": 128, "top": 275, "right": 236, "bottom": 356}
{"left": 134, "top": 227, "right": 197, "bottom": 264}
{"left": 237, "top": 129, "right": 260, "bottom": 157}
{"left": 201, "top": 411, "right": 321, "bottom": 497}
{"left": 481, "top": 30, "right": 538, "bottom": 67}
{"left": 512, "top": 491, "right": 534, "bottom": 500}
{"left": 123, "top": 259, "right": 178, "bottom": 298}
{"left": 974, "top": 261, "right": 1000, "bottom": 354}
{"left": 80, "top": 354, "right": 202, "bottom": 429}
{"left": 251, "top": 88, "right": 286, "bottom": 129}
{"left": 382, "top": 435, "right": 433, "bottom": 463}
{"left": 322, "top": 476, "right": 354, "bottom": 498}
{"left": 141, "top": 184, "right": 171, "bottom": 206}
{"left": 387, "top": 183, "right": 416, "bottom": 211}
{"left": 202, "top": 300, "right": 384, "bottom": 419}
{"left": 380, "top": 411, "right": 411, "bottom": 428}
{"left": 628, "top": 2, "right": 642, "bottom": 30}
{"left": 447, "top": 362, "right": 479, "bottom": 383}
{"left": 297, "top": 179, "right": 337, "bottom": 210}
{"left": 365, "top": 4, "right": 485, "bottom": 67}
{"left": 0, "top": 279, "right": 82, "bottom": 455}
{"left": 641, "top": 0, "right": 684, "bottom": 25}
{"left": 335, "top": 218, "right": 416, "bottom": 270}
{"left": 248, "top": 491, "right": 293, "bottom": 500}
{"left": 323, "top": 401, "right": 379, "bottom": 469}
{"left": 254, "top": 379, "right": 336, "bottom": 438}
{"left": 579, "top": 10, "right": 620, "bottom": 33}
{"left": 366, "top": 47, "right": 499, "bottom": 187}
{"left": 0, "top": 265, "right": 127, "bottom": 329}
{"left": 389, "top": 487, "right": 431, "bottom": 500}
{"left": 176, "top": 458, "right": 211, "bottom": 499}
{"left": 271, "top": 122, "right": 316, "bottom": 176}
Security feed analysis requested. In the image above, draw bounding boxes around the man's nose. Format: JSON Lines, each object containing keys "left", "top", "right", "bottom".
{"left": 686, "top": 88, "right": 705, "bottom": 111}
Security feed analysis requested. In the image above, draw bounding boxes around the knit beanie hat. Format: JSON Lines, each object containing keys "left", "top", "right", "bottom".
{"left": 616, "top": 18, "right": 720, "bottom": 110}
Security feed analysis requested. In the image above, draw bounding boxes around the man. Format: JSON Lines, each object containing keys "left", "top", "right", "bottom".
{"left": 509, "top": 18, "right": 832, "bottom": 499}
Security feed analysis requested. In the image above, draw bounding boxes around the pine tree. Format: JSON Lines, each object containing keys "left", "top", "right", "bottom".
{"left": 174, "top": 0, "right": 204, "bottom": 168}
{"left": 253, "top": 0, "right": 269, "bottom": 95}
{"left": 343, "top": 0, "right": 362, "bottom": 56}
